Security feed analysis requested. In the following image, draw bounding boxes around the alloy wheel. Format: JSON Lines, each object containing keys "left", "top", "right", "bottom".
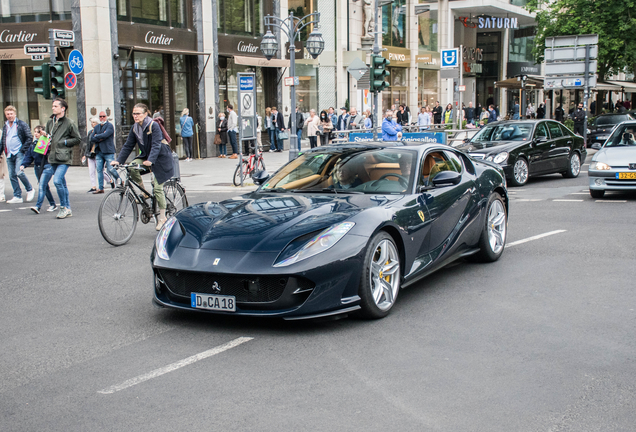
{"left": 487, "top": 199, "right": 507, "bottom": 254}
{"left": 570, "top": 153, "right": 581, "bottom": 176}
{"left": 369, "top": 239, "right": 400, "bottom": 311}
{"left": 514, "top": 159, "right": 528, "bottom": 184}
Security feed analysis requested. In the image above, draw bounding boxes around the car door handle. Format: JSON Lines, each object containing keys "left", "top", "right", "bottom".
{"left": 567, "top": 141, "right": 573, "bottom": 144}
{"left": 550, "top": 143, "right": 556, "bottom": 148}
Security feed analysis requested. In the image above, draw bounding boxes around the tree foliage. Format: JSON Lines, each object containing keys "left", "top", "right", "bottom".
{"left": 526, "top": 0, "right": 636, "bottom": 79}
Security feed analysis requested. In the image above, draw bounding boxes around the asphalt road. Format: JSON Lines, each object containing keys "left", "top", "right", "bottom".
{"left": 1, "top": 159, "right": 636, "bottom": 431}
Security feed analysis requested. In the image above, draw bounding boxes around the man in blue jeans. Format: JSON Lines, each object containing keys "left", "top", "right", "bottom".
{"left": 1, "top": 105, "right": 35, "bottom": 204}
{"left": 91, "top": 111, "right": 119, "bottom": 193}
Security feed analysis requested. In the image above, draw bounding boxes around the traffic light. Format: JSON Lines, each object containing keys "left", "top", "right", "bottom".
{"left": 33, "top": 62, "right": 51, "bottom": 100}
{"left": 49, "top": 63, "right": 65, "bottom": 99}
{"left": 370, "top": 55, "right": 390, "bottom": 92}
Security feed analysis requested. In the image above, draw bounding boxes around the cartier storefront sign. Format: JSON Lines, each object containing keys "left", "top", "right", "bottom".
{"left": 118, "top": 23, "right": 196, "bottom": 52}
{"left": 0, "top": 21, "right": 72, "bottom": 49}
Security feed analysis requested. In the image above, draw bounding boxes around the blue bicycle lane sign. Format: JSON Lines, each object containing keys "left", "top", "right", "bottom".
{"left": 68, "top": 50, "right": 84, "bottom": 75}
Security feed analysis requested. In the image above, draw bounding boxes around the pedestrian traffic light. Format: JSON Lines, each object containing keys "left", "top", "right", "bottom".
{"left": 370, "top": 55, "right": 390, "bottom": 92}
{"left": 49, "top": 63, "right": 65, "bottom": 99}
{"left": 33, "top": 62, "right": 51, "bottom": 100}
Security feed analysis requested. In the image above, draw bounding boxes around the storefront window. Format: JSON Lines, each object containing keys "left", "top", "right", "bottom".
{"left": 382, "top": 0, "right": 405, "bottom": 48}
{"left": 295, "top": 63, "right": 317, "bottom": 113}
{"left": 219, "top": 58, "right": 265, "bottom": 120}
{"left": 508, "top": 26, "right": 535, "bottom": 63}
{"left": 288, "top": 0, "right": 318, "bottom": 41}
{"left": 418, "top": 69, "right": 438, "bottom": 109}
{"left": 417, "top": 10, "right": 437, "bottom": 52}
{"left": 0, "top": 0, "right": 70, "bottom": 22}
{"left": 118, "top": 0, "right": 187, "bottom": 28}
{"left": 217, "top": 0, "right": 264, "bottom": 37}
{"left": 173, "top": 55, "right": 188, "bottom": 135}
{"left": 119, "top": 50, "right": 164, "bottom": 127}
{"left": 381, "top": 66, "right": 407, "bottom": 112}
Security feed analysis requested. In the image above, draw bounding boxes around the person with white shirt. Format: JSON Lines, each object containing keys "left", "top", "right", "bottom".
{"left": 226, "top": 104, "right": 239, "bottom": 159}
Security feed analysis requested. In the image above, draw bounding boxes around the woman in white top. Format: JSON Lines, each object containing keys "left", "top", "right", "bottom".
{"left": 304, "top": 109, "right": 320, "bottom": 149}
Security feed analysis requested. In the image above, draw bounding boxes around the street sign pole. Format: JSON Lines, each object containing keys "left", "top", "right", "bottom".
{"left": 583, "top": 44, "right": 591, "bottom": 145}
{"left": 372, "top": 0, "right": 381, "bottom": 141}
{"left": 458, "top": 44, "right": 463, "bottom": 130}
{"left": 48, "top": 29, "right": 56, "bottom": 64}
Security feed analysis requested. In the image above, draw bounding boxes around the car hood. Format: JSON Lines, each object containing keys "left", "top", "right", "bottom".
{"left": 174, "top": 193, "right": 393, "bottom": 252}
{"left": 458, "top": 140, "right": 523, "bottom": 154}
{"left": 593, "top": 146, "right": 636, "bottom": 165}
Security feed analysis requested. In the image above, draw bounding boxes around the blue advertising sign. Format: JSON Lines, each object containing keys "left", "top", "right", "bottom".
{"left": 348, "top": 132, "right": 447, "bottom": 145}
{"left": 239, "top": 76, "right": 254, "bottom": 91}
{"left": 68, "top": 49, "right": 84, "bottom": 75}
{"left": 440, "top": 49, "right": 459, "bottom": 68}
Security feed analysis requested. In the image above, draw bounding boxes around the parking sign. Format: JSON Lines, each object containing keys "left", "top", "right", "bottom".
{"left": 441, "top": 49, "right": 459, "bottom": 68}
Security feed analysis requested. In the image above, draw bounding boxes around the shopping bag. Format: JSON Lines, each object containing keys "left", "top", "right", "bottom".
{"left": 33, "top": 135, "right": 51, "bottom": 155}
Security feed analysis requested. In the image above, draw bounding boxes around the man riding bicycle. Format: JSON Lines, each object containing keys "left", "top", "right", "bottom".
{"left": 111, "top": 103, "right": 174, "bottom": 230}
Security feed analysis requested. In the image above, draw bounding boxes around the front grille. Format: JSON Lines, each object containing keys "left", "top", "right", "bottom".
{"left": 156, "top": 268, "right": 312, "bottom": 303}
{"left": 605, "top": 180, "right": 636, "bottom": 186}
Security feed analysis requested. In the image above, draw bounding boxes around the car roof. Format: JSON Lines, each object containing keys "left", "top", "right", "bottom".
{"left": 306, "top": 141, "right": 449, "bottom": 153}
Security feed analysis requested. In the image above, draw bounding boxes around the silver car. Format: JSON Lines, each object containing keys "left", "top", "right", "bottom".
{"left": 589, "top": 121, "right": 636, "bottom": 198}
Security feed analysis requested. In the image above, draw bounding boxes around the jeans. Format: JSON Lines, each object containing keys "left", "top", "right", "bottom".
{"left": 296, "top": 130, "right": 303, "bottom": 148}
{"left": 7, "top": 152, "right": 33, "bottom": 199}
{"left": 34, "top": 164, "right": 55, "bottom": 207}
{"left": 39, "top": 164, "right": 69, "bottom": 209}
{"left": 228, "top": 130, "right": 238, "bottom": 154}
{"left": 268, "top": 128, "right": 278, "bottom": 151}
{"left": 95, "top": 151, "right": 120, "bottom": 190}
{"left": 218, "top": 143, "right": 227, "bottom": 156}
{"left": 182, "top": 136, "right": 193, "bottom": 158}
{"left": 319, "top": 133, "right": 329, "bottom": 146}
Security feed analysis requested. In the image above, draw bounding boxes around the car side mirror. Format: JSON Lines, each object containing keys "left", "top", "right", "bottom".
{"left": 252, "top": 170, "right": 270, "bottom": 185}
{"left": 533, "top": 136, "right": 547, "bottom": 145}
{"left": 591, "top": 143, "right": 602, "bottom": 150}
{"left": 431, "top": 171, "right": 462, "bottom": 187}
{"left": 463, "top": 138, "right": 470, "bottom": 143}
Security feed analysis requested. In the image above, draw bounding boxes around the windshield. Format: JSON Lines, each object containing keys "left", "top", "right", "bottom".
{"left": 262, "top": 148, "right": 416, "bottom": 194}
{"left": 596, "top": 115, "right": 631, "bottom": 126}
{"left": 604, "top": 124, "right": 636, "bottom": 147}
{"left": 471, "top": 124, "right": 533, "bottom": 142}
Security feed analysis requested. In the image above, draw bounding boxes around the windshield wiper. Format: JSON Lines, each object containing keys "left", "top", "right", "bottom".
{"left": 263, "top": 188, "right": 289, "bottom": 193}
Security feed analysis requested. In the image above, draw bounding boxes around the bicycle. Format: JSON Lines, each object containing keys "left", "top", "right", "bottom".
{"left": 98, "top": 164, "right": 188, "bottom": 246}
{"left": 233, "top": 144, "right": 266, "bottom": 186}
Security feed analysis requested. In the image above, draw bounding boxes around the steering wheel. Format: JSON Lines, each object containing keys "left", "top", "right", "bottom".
{"left": 373, "top": 173, "right": 408, "bottom": 188}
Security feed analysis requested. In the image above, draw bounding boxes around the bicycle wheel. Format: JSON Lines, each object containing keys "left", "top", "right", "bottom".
{"left": 255, "top": 157, "right": 266, "bottom": 173}
{"left": 233, "top": 160, "right": 249, "bottom": 186}
{"left": 98, "top": 188, "right": 138, "bottom": 246}
{"left": 164, "top": 180, "right": 188, "bottom": 218}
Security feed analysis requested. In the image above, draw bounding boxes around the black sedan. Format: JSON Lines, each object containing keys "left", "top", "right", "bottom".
{"left": 586, "top": 113, "right": 633, "bottom": 148}
{"left": 151, "top": 143, "right": 508, "bottom": 320}
{"left": 458, "top": 120, "right": 587, "bottom": 186}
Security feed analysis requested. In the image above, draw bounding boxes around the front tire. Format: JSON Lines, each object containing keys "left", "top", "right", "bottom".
{"left": 509, "top": 158, "right": 529, "bottom": 187}
{"left": 473, "top": 192, "right": 507, "bottom": 262}
{"left": 563, "top": 152, "right": 581, "bottom": 178}
{"left": 590, "top": 189, "right": 605, "bottom": 198}
{"left": 358, "top": 232, "right": 401, "bottom": 319}
{"left": 98, "top": 188, "right": 138, "bottom": 246}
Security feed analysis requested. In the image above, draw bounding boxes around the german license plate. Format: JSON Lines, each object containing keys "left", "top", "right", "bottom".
{"left": 191, "top": 293, "right": 236, "bottom": 312}
{"left": 617, "top": 172, "right": 636, "bottom": 179}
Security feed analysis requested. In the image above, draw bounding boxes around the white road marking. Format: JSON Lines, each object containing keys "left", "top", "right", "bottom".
{"left": 596, "top": 200, "right": 627, "bottom": 203}
{"left": 0, "top": 209, "right": 12, "bottom": 212}
{"left": 570, "top": 192, "right": 590, "bottom": 195}
{"left": 18, "top": 207, "right": 30, "bottom": 210}
{"left": 553, "top": 199, "right": 583, "bottom": 202}
{"left": 513, "top": 198, "right": 543, "bottom": 202}
{"left": 580, "top": 170, "right": 588, "bottom": 173}
{"left": 507, "top": 230, "right": 567, "bottom": 248}
{"left": 97, "top": 337, "right": 253, "bottom": 395}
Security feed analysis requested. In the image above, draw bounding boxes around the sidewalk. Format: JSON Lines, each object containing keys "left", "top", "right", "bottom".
{"left": 1, "top": 149, "right": 293, "bottom": 200}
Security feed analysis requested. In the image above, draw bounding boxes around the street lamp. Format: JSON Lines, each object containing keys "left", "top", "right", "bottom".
{"left": 261, "top": 11, "right": 324, "bottom": 161}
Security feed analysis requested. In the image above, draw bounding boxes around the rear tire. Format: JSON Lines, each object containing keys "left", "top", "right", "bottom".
{"left": 509, "top": 158, "right": 529, "bottom": 187}
{"left": 358, "top": 232, "right": 401, "bottom": 319}
{"left": 590, "top": 189, "right": 605, "bottom": 198}
{"left": 473, "top": 192, "right": 507, "bottom": 262}
{"left": 563, "top": 152, "right": 581, "bottom": 178}
{"left": 98, "top": 188, "right": 138, "bottom": 246}
{"left": 164, "top": 180, "right": 188, "bottom": 218}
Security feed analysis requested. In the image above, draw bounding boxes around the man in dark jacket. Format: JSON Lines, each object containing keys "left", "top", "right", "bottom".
{"left": 488, "top": 105, "right": 498, "bottom": 123}
{"left": 288, "top": 107, "right": 304, "bottom": 148}
{"left": 112, "top": 102, "right": 174, "bottom": 230}
{"left": 271, "top": 106, "right": 285, "bottom": 152}
{"left": 573, "top": 103, "right": 586, "bottom": 136}
{"left": 40, "top": 98, "right": 80, "bottom": 218}
{"left": 91, "top": 112, "right": 119, "bottom": 193}
{"left": 555, "top": 104, "right": 565, "bottom": 122}
{"left": 432, "top": 101, "right": 443, "bottom": 124}
{"left": 2, "top": 105, "right": 35, "bottom": 203}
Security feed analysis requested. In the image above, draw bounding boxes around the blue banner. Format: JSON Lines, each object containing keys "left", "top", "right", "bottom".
{"left": 348, "top": 132, "right": 447, "bottom": 145}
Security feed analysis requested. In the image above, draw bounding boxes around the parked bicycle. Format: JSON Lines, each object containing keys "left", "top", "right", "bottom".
{"left": 233, "top": 144, "right": 266, "bottom": 186}
{"left": 98, "top": 164, "right": 188, "bottom": 246}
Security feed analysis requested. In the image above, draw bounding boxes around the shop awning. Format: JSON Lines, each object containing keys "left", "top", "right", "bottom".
{"left": 607, "top": 80, "right": 636, "bottom": 92}
{"left": 119, "top": 45, "right": 212, "bottom": 57}
{"left": 495, "top": 75, "right": 544, "bottom": 89}
{"left": 234, "top": 55, "right": 290, "bottom": 68}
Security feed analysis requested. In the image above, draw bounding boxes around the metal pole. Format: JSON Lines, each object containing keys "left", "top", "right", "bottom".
{"left": 288, "top": 12, "right": 298, "bottom": 161}
{"left": 48, "top": 28, "right": 56, "bottom": 64}
{"left": 521, "top": 78, "right": 526, "bottom": 119}
{"left": 458, "top": 44, "right": 463, "bottom": 129}
{"left": 237, "top": 74, "right": 244, "bottom": 187}
{"left": 372, "top": 0, "right": 380, "bottom": 141}
{"left": 583, "top": 44, "right": 590, "bottom": 145}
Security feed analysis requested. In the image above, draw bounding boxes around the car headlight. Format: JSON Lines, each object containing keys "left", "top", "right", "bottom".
{"left": 493, "top": 152, "right": 509, "bottom": 164}
{"left": 156, "top": 217, "right": 177, "bottom": 260}
{"left": 589, "top": 161, "right": 611, "bottom": 170}
{"left": 274, "top": 222, "right": 355, "bottom": 267}
{"left": 485, "top": 155, "right": 494, "bottom": 161}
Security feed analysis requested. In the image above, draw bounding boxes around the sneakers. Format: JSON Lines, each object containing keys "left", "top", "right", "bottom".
{"left": 7, "top": 197, "right": 23, "bottom": 204}
{"left": 56, "top": 207, "right": 72, "bottom": 219}
{"left": 31, "top": 206, "right": 40, "bottom": 214}
{"left": 87, "top": 188, "right": 97, "bottom": 193}
{"left": 269, "top": 149, "right": 274, "bottom": 152}
{"left": 0, "top": 196, "right": 5, "bottom": 203}
{"left": 47, "top": 205, "right": 58, "bottom": 212}
{"left": 26, "top": 189, "right": 35, "bottom": 202}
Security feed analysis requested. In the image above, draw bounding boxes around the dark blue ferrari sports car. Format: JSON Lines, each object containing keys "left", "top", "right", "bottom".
{"left": 152, "top": 142, "right": 508, "bottom": 319}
